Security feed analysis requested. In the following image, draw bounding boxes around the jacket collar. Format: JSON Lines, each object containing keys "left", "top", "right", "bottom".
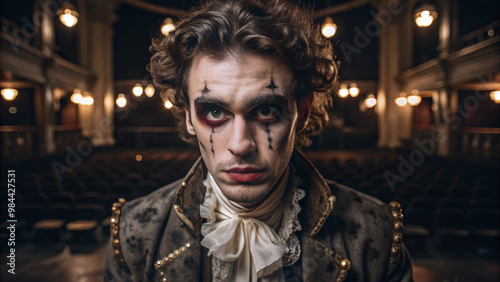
{"left": 172, "top": 149, "right": 336, "bottom": 237}
{"left": 169, "top": 149, "right": 350, "bottom": 281}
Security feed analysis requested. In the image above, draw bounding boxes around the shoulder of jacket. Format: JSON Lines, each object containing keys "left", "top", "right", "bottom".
{"left": 109, "top": 179, "right": 182, "bottom": 266}
{"left": 327, "top": 180, "right": 405, "bottom": 264}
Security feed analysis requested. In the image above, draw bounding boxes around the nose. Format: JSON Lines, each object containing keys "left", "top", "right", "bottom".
{"left": 226, "top": 116, "right": 257, "bottom": 157}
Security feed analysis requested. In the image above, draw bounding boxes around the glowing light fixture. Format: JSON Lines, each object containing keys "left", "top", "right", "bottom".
{"left": 407, "top": 90, "right": 422, "bottom": 106}
{"left": 414, "top": 4, "right": 438, "bottom": 27}
{"left": 490, "top": 91, "right": 500, "bottom": 104}
{"left": 135, "top": 154, "right": 143, "bottom": 162}
{"left": 164, "top": 100, "right": 173, "bottom": 109}
{"left": 57, "top": 2, "right": 79, "bottom": 27}
{"left": 80, "top": 92, "right": 94, "bottom": 106}
{"left": 9, "top": 107, "right": 17, "bottom": 114}
{"left": 1, "top": 88, "right": 18, "bottom": 101}
{"left": 132, "top": 83, "right": 143, "bottom": 97}
{"left": 321, "top": 17, "right": 337, "bottom": 38}
{"left": 70, "top": 88, "right": 82, "bottom": 104}
{"left": 338, "top": 84, "right": 349, "bottom": 98}
{"left": 395, "top": 93, "right": 408, "bottom": 107}
{"left": 349, "top": 83, "right": 360, "bottom": 97}
{"left": 161, "top": 17, "right": 175, "bottom": 36}
{"left": 116, "top": 93, "right": 127, "bottom": 108}
{"left": 145, "top": 84, "right": 155, "bottom": 98}
{"left": 365, "top": 94, "right": 377, "bottom": 108}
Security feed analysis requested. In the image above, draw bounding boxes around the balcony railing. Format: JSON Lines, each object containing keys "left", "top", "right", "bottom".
{"left": 455, "top": 20, "right": 500, "bottom": 51}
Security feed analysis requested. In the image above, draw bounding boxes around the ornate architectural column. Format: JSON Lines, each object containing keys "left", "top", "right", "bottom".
{"left": 77, "top": 0, "right": 118, "bottom": 146}
{"left": 375, "top": 0, "right": 412, "bottom": 148}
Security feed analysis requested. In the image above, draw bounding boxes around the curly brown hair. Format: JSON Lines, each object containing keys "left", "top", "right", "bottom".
{"left": 149, "top": 0, "right": 338, "bottom": 147}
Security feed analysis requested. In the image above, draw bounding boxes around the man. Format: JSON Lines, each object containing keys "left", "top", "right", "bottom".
{"left": 105, "top": 0, "right": 413, "bottom": 281}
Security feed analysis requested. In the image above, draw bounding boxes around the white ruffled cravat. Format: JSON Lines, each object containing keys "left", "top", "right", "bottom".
{"left": 200, "top": 169, "right": 290, "bottom": 282}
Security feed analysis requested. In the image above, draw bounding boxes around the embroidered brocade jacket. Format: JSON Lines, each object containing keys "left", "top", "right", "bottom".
{"left": 104, "top": 150, "right": 413, "bottom": 282}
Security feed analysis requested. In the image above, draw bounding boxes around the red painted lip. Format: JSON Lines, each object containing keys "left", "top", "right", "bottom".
{"left": 224, "top": 167, "right": 265, "bottom": 182}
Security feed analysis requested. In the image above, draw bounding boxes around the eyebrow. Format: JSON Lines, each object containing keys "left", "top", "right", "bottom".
{"left": 246, "top": 94, "right": 288, "bottom": 108}
{"left": 194, "top": 96, "right": 229, "bottom": 110}
{"left": 193, "top": 93, "right": 288, "bottom": 111}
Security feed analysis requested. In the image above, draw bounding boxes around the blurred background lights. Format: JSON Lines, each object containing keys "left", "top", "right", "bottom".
{"left": 80, "top": 92, "right": 94, "bottom": 106}
{"left": 395, "top": 96, "right": 408, "bottom": 107}
{"left": 321, "top": 17, "right": 337, "bottom": 38}
{"left": 116, "top": 93, "right": 127, "bottom": 107}
{"left": 414, "top": 4, "right": 438, "bottom": 27}
{"left": 71, "top": 88, "right": 82, "bottom": 104}
{"left": 1, "top": 88, "right": 18, "bottom": 101}
{"left": 349, "top": 83, "right": 360, "bottom": 97}
{"left": 338, "top": 84, "right": 349, "bottom": 98}
{"left": 135, "top": 154, "right": 143, "bottom": 161}
{"left": 9, "top": 107, "right": 17, "bottom": 114}
{"left": 145, "top": 84, "right": 155, "bottom": 98}
{"left": 407, "top": 95, "right": 422, "bottom": 106}
{"left": 490, "top": 91, "right": 500, "bottom": 103}
{"left": 365, "top": 94, "right": 377, "bottom": 108}
{"left": 57, "top": 2, "right": 79, "bottom": 27}
{"left": 133, "top": 83, "right": 143, "bottom": 97}
{"left": 161, "top": 17, "right": 175, "bottom": 36}
{"left": 164, "top": 100, "right": 173, "bottom": 109}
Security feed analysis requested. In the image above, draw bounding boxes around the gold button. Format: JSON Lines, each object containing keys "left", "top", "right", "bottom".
{"left": 340, "top": 258, "right": 350, "bottom": 270}
{"left": 185, "top": 242, "right": 191, "bottom": 248}
{"left": 181, "top": 181, "right": 186, "bottom": 187}
{"left": 390, "top": 201, "right": 401, "bottom": 209}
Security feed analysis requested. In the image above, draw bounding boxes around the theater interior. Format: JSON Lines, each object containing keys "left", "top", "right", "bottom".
{"left": 0, "top": 0, "right": 499, "bottom": 281}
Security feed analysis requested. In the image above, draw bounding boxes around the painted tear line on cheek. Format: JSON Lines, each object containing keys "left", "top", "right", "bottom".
{"left": 265, "top": 123, "right": 273, "bottom": 151}
{"left": 210, "top": 127, "right": 215, "bottom": 155}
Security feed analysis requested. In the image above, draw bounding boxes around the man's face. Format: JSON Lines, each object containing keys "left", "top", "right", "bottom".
{"left": 185, "top": 52, "right": 308, "bottom": 207}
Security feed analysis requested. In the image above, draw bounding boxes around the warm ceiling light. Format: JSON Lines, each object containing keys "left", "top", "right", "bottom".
{"left": 321, "top": 17, "right": 337, "bottom": 38}
{"left": 1, "top": 88, "right": 18, "bottom": 101}
{"left": 145, "top": 84, "right": 155, "bottom": 98}
{"left": 365, "top": 94, "right": 377, "bottom": 108}
{"left": 57, "top": 2, "right": 79, "bottom": 27}
{"left": 116, "top": 93, "right": 127, "bottom": 108}
{"left": 490, "top": 91, "right": 500, "bottom": 104}
{"left": 395, "top": 96, "right": 408, "bottom": 107}
{"left": 338, "top": 84, "right": 349, "bottom": 98}
{"left": 132, "top": 83, "right": 143, "bottom": 97}
{"left": 349, "top": 83, "right": 359, "bottom": 97}
{"left": 407, "top": 95, "right": 422, "bottom": 106}
{"left": 80, "top": 92, "right": 93, "bottom": 106}
{"left": 414, "top": 4, "right": 438, "bottom": 27}
{"left": 164, "top": 100, "right": 173, "bottom": 109}
{"left": 161, "top": 17, "right": 175, "bottom": 36}
{"left": 70, "top": 88, "right": 82, "bottom": 104}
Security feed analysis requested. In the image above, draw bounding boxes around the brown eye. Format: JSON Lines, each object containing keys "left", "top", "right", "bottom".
{"left": 258, "top": 106, "right": 274, "bottom": 117}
